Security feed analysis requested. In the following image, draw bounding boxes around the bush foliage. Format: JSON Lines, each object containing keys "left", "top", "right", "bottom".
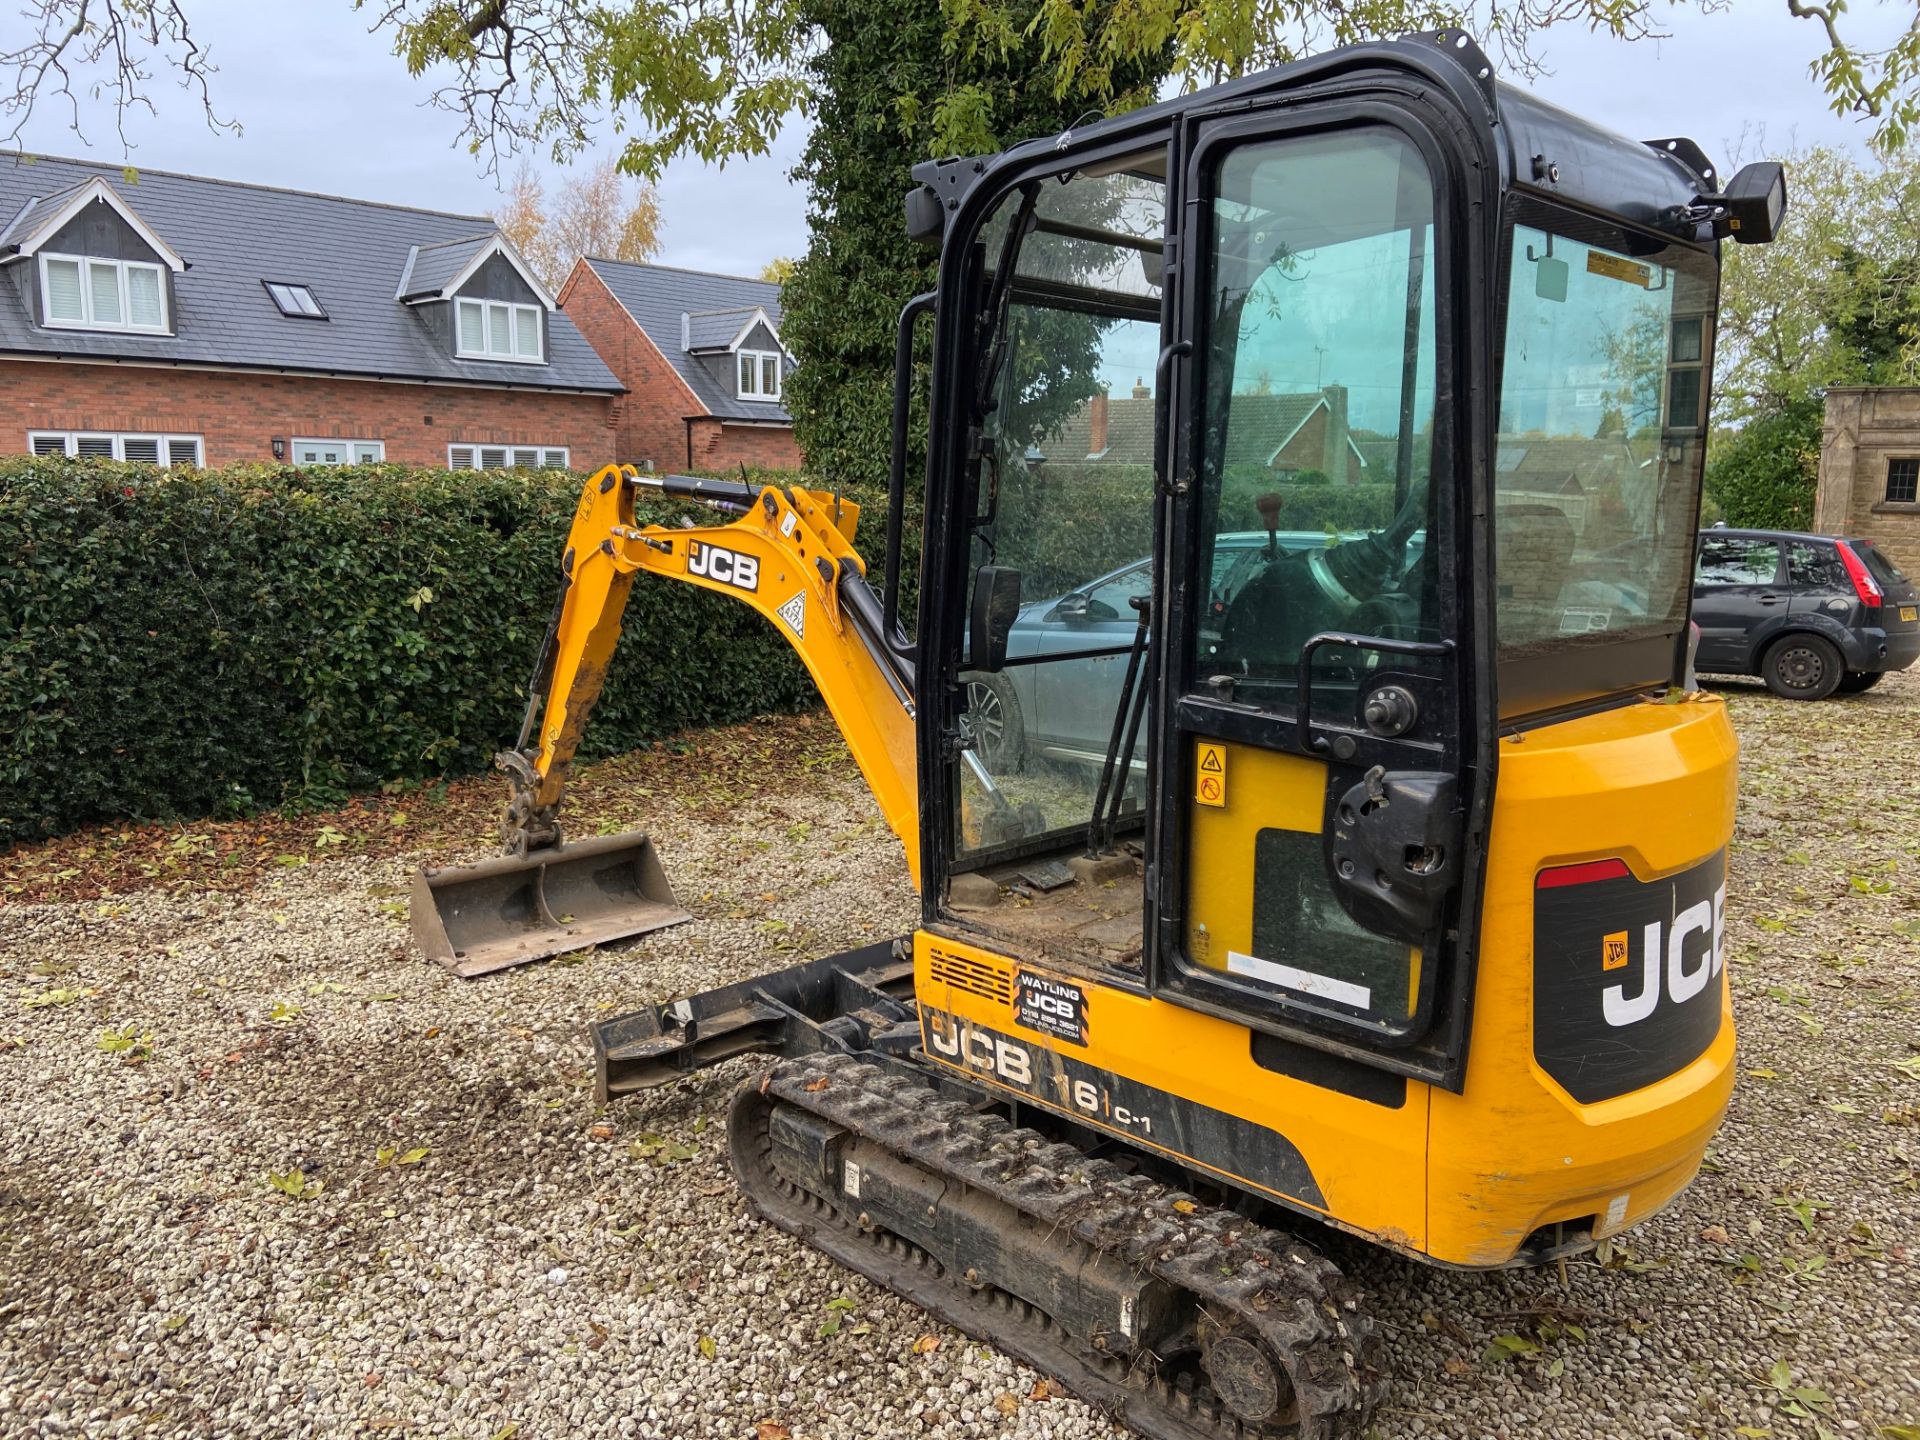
{"left": 1703, "top": 396, "right": 1822, "bottom": 531}
{"left": 0, "top": 458, "right": 891, "bottom": 843}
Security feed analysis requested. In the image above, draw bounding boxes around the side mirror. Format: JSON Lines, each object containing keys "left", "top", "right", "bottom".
{"left": 1049, "top": 593, "right": 1092, "bottom": 623}
{"left": 969, "top": 566, "right": 1023, "bottom": 672}
{"left": 1706, "top": 161, "right": 1787, "bottom": 245}
{"left": 904, "top": 185, "right": 944, "bottom": 249}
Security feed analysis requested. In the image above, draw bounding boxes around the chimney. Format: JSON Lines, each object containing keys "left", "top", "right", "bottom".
{"left": 1088, "top": 388, "right": 1109, "bottom": 457}
{"left": 1321, "top": 383, "right": 1350, "bottom": 482}
{"left": 1131, "top": 375, "right": 1150, "bottom": 400}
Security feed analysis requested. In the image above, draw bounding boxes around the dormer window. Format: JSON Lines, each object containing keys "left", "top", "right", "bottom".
{"left": 40, "top": 253, "right": 168, "bottom": 333}
{"left": 738, "top": 349, "right": 782, "bottom": 401}
{"left": 457, "top": 298, "right": 542, "bottom": 362}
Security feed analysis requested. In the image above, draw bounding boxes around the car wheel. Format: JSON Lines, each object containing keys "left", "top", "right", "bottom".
{"left": 1836, "top": 669, "right": 1885, "bottom": 693}
{"left": 1761, "top": 634, "right": 1843, "bottom": 700}
{"left": 960, "top": 671, "right": 1026, "bottom": 772}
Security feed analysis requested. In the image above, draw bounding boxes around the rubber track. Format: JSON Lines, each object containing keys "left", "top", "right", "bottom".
{"left": 729, "top": 1052, "right": 1387, "bottom": 1440}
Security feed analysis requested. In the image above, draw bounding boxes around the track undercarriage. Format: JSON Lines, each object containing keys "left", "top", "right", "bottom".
{"left": 596, "top": 946, "right": 1386, "bottom": 1439}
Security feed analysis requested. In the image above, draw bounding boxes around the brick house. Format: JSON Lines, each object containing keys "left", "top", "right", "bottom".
{"left": 560, "top": 258, "right": 801, "bottom": 472}
{"left": 1037, "top": 382, "right": 1370, "bottom": 481}
{"left": 1817, "top": 386, "right": 1920, "bottom": 573}
{"left": 0, "top": 154, "right": 623, "bottom": 470}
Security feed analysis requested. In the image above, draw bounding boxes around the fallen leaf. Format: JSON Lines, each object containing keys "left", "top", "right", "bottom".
{"left": 588, "top": 1123, "right": 615, "bottom": 1141}
{"left": 1443, "top": 1355, "right": 1473, "bottom": 1375}
{"left": 804, "top": 1075, "right": 831, "bottom": 1092}
{"left": 1171, "top": 1198, "right": 1198, "bottom": 1215}
{"left": 912, "top": 1333, "right": 941, "bottom": 1355}
{"left": 1027, "top": 1378, "right": 1063, "bottom": 1401}
{"left": 1700, "top": 1224, "right": 1732, "bottom": 1245}
{"left": 755, "top": 1425, "right": 792, "bottom": 1440}
{"left": 697, "top": 1335, "right": 717, "bottom": 1360}
{"left": 993, "top": 1393, "right": 1019, "bottom": 1416}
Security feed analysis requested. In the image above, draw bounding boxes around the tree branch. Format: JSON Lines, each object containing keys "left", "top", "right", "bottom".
{"left": 0, "top": 0, "right": 237, "bottom": 151}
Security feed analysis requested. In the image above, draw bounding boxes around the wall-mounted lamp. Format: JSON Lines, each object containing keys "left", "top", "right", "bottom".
{"left": 271, "top": 437, "right": 286, "bottom": 460}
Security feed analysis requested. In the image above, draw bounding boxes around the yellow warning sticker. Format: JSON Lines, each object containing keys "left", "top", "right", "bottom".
{"left": 1586, "top": 250, "right": 1651, "bottom": 288}
{"left": 1196, "top": 742, "right": 1227, "bottom": 808}
{"left": 1602, "top": 930, "right": 1630, "bottom": 972}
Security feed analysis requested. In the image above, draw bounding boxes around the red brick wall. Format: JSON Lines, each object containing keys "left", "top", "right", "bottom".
{"left": 687, "top": 417, "right": 803, "bottom": 472}
{"left": 560, "top": 261, "right": 802, "bottom": 474}
{"left": 559, "top": 262, "right": 700, "bottom": 472}
{"left": 0, "top": 359, "right": 617, "bottom": 467}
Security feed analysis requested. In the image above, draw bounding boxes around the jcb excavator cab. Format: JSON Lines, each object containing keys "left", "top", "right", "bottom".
{"left": 898, "top": 27, "right": 1776, "bottom": 1236}
{"left": 432, "top": 29, "right": 1784, "bottom": 1436}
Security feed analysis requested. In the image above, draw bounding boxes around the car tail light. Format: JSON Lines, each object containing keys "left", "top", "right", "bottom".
{"left": 1838, "top": 542, "right": 1884, "bottom": 608}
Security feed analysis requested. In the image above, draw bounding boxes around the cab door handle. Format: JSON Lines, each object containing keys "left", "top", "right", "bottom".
{"left": 1757, "top": 593, "right": 1782, "bottom": 605}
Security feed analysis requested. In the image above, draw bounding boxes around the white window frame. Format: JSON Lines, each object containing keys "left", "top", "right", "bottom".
{"left": 29, "top": 430, "right": 202, "bottom": 466}
{"left": 736, "top": 348, "right": 783, "bottom": 402}
{"left": 38, "top": 252, "right": 170, "bottom": 334}
{"left": 447, "top": 444, "right": 570, "bottom": 471}
{"left": 454, "top": 297, "right": 544, "bottom": 363}
{"left": 290, "top": 438, "right": 385, "bottom": 466}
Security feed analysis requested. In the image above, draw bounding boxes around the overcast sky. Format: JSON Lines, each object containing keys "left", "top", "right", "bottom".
{"left": 3, "top": 0, "right": 1904, "bottom": 278}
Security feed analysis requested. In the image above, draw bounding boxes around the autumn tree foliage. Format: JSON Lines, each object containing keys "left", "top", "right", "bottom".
{"left": 488, "top": 158, "right": 661, "bottom": 294}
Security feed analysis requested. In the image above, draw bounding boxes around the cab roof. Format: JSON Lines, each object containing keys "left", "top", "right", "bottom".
{"left": 914, "top": 29, "right": 1718, "bottom": 249}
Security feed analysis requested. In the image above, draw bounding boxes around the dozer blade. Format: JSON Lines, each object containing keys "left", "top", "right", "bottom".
{"left": 410, "top": 831, "right": 690, "bottom": 978}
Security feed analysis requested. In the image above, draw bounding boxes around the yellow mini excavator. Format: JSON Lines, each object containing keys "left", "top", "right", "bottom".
{"left": 412, "top": 31, "right": 1785, "bottom": 1437}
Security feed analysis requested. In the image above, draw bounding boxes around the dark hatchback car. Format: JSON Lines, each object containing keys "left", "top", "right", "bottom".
{"left": 1692, "top": 527, "right": 1920, "bottom": 699}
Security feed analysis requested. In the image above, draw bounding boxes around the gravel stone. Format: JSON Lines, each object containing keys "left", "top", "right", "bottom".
{"left": 2, "top": 672, "right": 1918, "bottom": 1437}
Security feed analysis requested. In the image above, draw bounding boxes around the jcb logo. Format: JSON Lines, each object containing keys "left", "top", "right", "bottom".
{"left": 1601, "top": 883, "right": 1726, "bottom": 1028}
{"left": 925, "top": 1013, "right": 1033, "bottom": 1086}
{"left": 688, "top": 541, "right": 758, "bottom": 592}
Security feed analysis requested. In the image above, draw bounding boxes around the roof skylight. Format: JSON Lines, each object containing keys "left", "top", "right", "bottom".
{"left": 264, "top": 281, "right": 325, "bottom": 318}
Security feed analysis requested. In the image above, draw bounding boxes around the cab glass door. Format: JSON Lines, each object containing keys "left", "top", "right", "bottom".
{"left": 1161, "top": 116, "right": 1462, "bottom": 1051}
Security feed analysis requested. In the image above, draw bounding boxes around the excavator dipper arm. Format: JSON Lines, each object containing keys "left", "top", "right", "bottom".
{"left": 506, "top": 463, "right": 922, "bottom": 888}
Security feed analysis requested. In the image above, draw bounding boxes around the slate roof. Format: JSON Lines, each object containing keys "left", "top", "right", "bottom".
{"left": 396, "top": 234, "right": 497, "bottom": 302}
{"left": 583, "top": 258, "right": 791, "bottom": 423}
{"left": 0, "top": 153, "right": 621, "bottom": 392}
{"left": 684, "top": 306, "right": 762, "bottom": 351}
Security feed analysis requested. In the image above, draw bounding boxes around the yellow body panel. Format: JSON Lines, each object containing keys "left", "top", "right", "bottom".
{"left": 916, "top": 929, "right": 1434, "bottom": 1251}
{"left": 921, "top": 696, "right": 1739, "bottom": 1268}
{"left": 1428, "top": 696, "right": 1739, "bottom": 1264}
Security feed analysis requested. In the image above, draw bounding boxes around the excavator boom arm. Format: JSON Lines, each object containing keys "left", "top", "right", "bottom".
{"left": 512, "top": 464, "right": 923, "bottom": 888}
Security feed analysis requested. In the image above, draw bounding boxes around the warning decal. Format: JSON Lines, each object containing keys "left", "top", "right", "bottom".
{"left": 1586, "top": 250, "right": 1651, "bottom": 288}
{"left": 775, "top": 592, "right": 805, "bottom": 639}
{"left": 1196, "top": 741, "right": 1227, "bottom": 808}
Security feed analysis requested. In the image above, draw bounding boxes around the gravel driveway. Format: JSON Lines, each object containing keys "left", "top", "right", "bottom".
{"left": 4, "top": 677, "right": 1919, "bottom": 1440}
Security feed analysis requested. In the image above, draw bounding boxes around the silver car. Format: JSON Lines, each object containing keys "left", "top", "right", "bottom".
{"left": 964, "top": 530, "right": 1383, "bottom": 771}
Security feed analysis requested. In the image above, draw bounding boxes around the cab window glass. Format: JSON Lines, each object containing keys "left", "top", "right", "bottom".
{"left": 1494, "top": 223, "right": 1714, "bottom": 697}
{"left": 955, "top": 153, "right": 1168, "bottom": 866}
{"left": 1696, "top": 538, "right": 1780, "bottom": 586}
{"left": 1192, "top": 128, "right": 1440, "bottom": 709}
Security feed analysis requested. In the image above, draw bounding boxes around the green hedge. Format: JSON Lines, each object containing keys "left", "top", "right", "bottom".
{"left": 0, "top": 458, "right": 900, "bottom": 844}
{"left": 2, "top": 454, "right": 1395, "bottom": 842}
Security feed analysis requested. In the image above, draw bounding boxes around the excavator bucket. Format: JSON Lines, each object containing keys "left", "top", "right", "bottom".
{"left": 410, "top": 831, "right": 690, "bottom": 978}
